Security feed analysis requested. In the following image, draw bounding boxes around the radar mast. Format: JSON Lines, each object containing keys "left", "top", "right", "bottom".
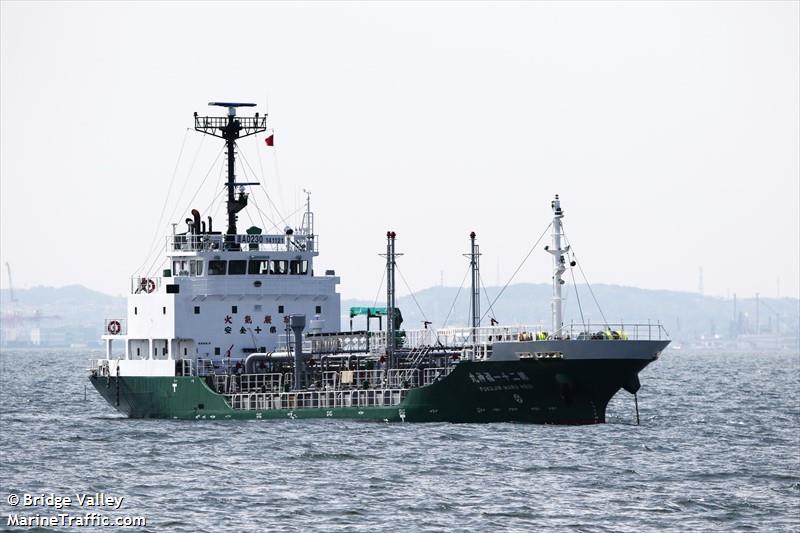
{"left": 194, "top": 102, "right": 267, "bottom": 250}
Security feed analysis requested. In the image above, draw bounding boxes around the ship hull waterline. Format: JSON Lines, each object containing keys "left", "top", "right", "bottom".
{"left": 90, "top": 358, "right": 656, "bottom": 424}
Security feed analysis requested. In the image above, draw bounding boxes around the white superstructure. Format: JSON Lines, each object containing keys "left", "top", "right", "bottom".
{"left": 99, "top": 102, "right": 340, "bottom": 376}
{"left": 103, "top": 200, "right": 340, "bottom": 376}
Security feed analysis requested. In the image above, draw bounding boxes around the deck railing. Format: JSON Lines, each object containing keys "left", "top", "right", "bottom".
{"left": 552, "top": 322, "right": 669, "bottom": 341}
{"left": 203, "top": 366, "right": 447, "bottom": 396}
{"left": 422, "top": 367, "right": 453, "bottom": 385}
{"left": 166, "top": 233, "right": 317, "bottom": 253}
{"left": 309, "top": 331, "right": 375, "bottom": 353}
{"left": 225, "top": 387, "right": 409, "bottom": 411}
{"left": 197, "top": 358, "right": 247, "bottom": 376}
{"left": 177, "top": 359, "right": 193, "bottom": 376}
{"left": 369, "top": 322, "right": 669, "bottom": 351}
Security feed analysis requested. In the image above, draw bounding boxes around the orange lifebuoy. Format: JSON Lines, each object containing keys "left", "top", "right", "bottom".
{"left": 108, "top": 320, "right": 122, "bottom": 335}
{"left": 144, "top": 279, "right": 156, "bottom": 293}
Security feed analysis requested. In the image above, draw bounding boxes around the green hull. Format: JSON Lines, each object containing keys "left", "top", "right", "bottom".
{"left": 90, "top": 358, "right": 652, "bottom": 424}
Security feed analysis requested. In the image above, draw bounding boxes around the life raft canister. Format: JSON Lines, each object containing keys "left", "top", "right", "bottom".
{"left": 107, "top": 320, "right": 122, "bottom": 335}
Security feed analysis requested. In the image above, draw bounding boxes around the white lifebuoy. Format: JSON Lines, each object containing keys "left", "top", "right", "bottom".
{"left": 144, "top": 279, "right": 156, "bottom": 293}
{"left": 108, "top": 320, "right": 122, "bottom": 335}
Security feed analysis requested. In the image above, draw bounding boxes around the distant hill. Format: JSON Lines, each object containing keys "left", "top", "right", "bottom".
{"left": 1, "top": 283, "right": 797, "bottom": 347}
{"left": 1, "top": 284, "right": 123, "bottom": 309}
{"left": 344, "top": 283, "right": 799, "bottom": 343}
{"left": 1, "top": 285, "right": 125, "bottom": 346}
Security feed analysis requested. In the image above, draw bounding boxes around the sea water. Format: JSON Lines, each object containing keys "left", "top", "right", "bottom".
{"left": 1, "top": 348, "right": 798, "bottom": 532}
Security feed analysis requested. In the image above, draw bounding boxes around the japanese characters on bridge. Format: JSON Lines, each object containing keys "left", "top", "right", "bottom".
{"left": 222, "top": 314, "right": 289, "bottom": 335}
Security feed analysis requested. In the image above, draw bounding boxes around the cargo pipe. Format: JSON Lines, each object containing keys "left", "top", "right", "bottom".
{"left": 290, "top": 315, "right": 306, "bottom": 390}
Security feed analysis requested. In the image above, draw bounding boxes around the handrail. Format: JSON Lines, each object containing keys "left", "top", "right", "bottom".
{"left": 550, "top": 321, "right": 670, "bottom": 341}
{"left": 225, "top": 387, "right": 410, "bottom": 411}
{"left": 368, "top": 322, "right": 670, "bottom": 351}
{"left": 197, "top": 357, "right": 247, "bottom": 376}
{"left": 423, "top": 367, "right": 452, "bottom": 385}
{"left": 166, "top": 233, "right": 317, "bottom": 253}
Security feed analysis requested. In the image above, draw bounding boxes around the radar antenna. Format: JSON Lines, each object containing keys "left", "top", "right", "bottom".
{"left": 194, "top": 102, "right": 267, "bottom": 250}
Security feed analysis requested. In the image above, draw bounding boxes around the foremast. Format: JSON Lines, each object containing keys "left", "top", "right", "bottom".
{"left": 193, "top": 102, "right": 267, "bottom": 250}
{"left": 468, "top": 232, "right": 481, "bottom": 343}
{"left": 546, "top": 195, "right": 570, "bottom": 336}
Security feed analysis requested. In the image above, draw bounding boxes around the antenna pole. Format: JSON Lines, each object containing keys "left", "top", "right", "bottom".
{"left": 385, "top": 231, "right": 397, "bottom": 370}
{"left": 469, "top": 232, "right": 481, "bottom": 343}
{"left": 547, "top": 195, "right": 567, "bottom": 336}
{"left": 4, "top": 263, "right": 16, "bottom": 302}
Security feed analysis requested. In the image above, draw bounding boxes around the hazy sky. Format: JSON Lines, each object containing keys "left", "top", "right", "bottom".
{"left": 1, "top": 1, "right": 798, "bottom": 301}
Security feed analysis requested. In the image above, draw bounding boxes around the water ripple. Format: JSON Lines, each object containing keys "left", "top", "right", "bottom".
{"left": 0, "top": 348, "right": 798, "bottom": 531}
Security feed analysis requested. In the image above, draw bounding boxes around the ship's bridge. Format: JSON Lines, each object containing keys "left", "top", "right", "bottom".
{"left": 166, "top": 249, "right": 316, "bottom": 279}
{"left": 166, "top": 229, "right": 318, "bottom": 275}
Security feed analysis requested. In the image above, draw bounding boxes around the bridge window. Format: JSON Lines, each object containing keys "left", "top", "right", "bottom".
{"left": 316, "top": 305, "right": 322, "bottom": 314}
{"left": 173, "top": 260, "right": 204, "bottom": 276}
{"left": 271, "top": 260, "right": 288, "bottom": 275}
{"left": 228, "top": 260, "right": 247, "bottom": 275}
{"left": 209, "top": 260, "right": 226, "bottom": 275}
{"left": 248, "top": 260, "right": 270, "bottom": 275}
{"left": 290, "top": 260, "right": 308, "bottom": 275}
{"left": 173, "top": 260, "right": 189, "bottom": 276}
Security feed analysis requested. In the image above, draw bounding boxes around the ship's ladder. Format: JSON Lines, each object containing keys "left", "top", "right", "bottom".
{"left": 405, "top": 345, "right": 432, "bottom": 371}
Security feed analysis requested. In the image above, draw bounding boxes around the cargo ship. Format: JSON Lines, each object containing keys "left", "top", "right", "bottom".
{"left": 89, "top": 102, "right": 669, "bottom": 423}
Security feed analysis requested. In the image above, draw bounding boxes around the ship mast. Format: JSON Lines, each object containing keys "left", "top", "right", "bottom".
{"left": 194, "top": 102, "right": 267, "bottom": 250}
{"left": 384, "top": 231, "right": 397, "bottom": 370}
{"left": 547, "top": 195, "right": 569, "bottom": 336}
{"left": 468, "top": 232, "right": 481, "bottom": 342}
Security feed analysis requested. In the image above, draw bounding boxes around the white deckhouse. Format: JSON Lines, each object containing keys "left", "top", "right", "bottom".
{"left": 102, "top": 102, "right": 340, "bottom": 377}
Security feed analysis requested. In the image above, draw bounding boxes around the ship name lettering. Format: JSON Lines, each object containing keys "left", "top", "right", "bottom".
{"left": 478, "top": 384, "right": 522, "bottom": 392}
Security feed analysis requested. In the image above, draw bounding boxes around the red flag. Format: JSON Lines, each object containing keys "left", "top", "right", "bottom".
{"left": 265, "top": 134, "right": 274, "bottom": 147}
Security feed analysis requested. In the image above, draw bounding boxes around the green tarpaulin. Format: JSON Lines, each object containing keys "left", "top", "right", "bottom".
{"left": 348, "top": 307, "right": 403, "bottom": 329}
